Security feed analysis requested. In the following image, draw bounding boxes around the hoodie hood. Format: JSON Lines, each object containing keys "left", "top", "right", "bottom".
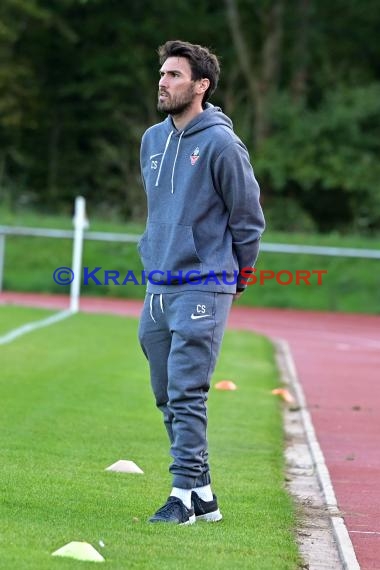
{"left": 154, "top": 103, "right": 233, "bottom": 192}
{"left": 165, "top": 102, "right": 233, "bottom": 136}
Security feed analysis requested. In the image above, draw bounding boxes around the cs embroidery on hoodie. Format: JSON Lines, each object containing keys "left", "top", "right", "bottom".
{"left": 190, "top": 147, "right": 200, "bottom": 165}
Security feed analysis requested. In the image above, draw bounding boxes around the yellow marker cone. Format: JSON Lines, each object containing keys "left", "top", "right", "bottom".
{"left": 52, "top": 541, "right": 105, "bottom": 562}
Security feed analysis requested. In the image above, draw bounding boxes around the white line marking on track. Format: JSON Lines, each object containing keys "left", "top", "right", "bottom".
{"left": 350, "top": 531, "right": 380, "bottom": 535}
{"left": 275, "top": 338, "right": 361, "bottom": 570}
{"left": 0, "top": 310, "right": 74, "bottom": 345}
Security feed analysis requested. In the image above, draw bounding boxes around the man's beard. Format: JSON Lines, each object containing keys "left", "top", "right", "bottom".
{"left": 157, "top": 84, "right": 195, "bottom": 115}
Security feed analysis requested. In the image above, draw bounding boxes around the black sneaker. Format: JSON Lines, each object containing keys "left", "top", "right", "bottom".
{"left": 191, "top": 492, "right": 223, "bottom": 522}
{"left": 148, "top": 496, "right": 196, "bottom": 525}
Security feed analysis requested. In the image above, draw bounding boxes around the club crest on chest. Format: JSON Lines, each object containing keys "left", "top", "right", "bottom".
{"left": 190, "top": 147, "right": 200, "bottom": 165}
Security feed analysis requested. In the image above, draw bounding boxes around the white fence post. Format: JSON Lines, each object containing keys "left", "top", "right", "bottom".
{"left": 70, "top": 196, "right": 87, "bottom": 313}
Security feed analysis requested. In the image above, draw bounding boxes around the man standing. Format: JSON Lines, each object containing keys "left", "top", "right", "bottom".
{"left": 138, "top": 40, "right": 265, "bottom": 524}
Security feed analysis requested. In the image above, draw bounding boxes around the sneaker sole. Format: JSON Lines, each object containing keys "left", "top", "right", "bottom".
{"left": 180, "top": 514, "right": 196, "bottom": 525}
{"left": 195, "top": 509, "right": 223, "bottom": 522}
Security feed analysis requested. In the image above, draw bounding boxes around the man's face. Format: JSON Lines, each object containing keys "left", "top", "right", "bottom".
{"left": 157, "top": 57, "right": 196, "bottom": 115}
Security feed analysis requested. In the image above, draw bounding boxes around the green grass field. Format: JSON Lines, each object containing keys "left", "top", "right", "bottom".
{"left": 0, "top": 306, "right": 300, "bottom": 569}
{"left": 0, "top": 306, "right": 56, "bottom": 335}
{"left": 1, "top": 207, "right": 379, "bottom": 313}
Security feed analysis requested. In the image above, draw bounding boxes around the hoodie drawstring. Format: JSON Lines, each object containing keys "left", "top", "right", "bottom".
{"left": 154, "top": 130, "right": 184, "bottom": 193}
{"left": 171, "top": 131, "right": 184, "bottom": 193}
{"left": 149, "top": 293, "right": 164, "bottom": 323}
{"left": 149, "top": 293, "right": 156, "bottom": 323}
{"left": 155, "top": 130, "right": 173, "bottom": 187}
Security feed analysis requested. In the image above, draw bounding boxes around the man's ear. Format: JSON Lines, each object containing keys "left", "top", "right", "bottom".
{"left": 196, "top": 78, "right": 210, "bottom": 94}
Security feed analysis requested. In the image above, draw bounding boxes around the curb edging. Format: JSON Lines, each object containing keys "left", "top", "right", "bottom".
{"left": 275, "top": 338, "right": 360, "bottom": 570}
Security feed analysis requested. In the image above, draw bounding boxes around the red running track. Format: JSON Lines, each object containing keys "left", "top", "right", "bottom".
{"left": 1, "top": 292, "right": 380, "bottom": 569}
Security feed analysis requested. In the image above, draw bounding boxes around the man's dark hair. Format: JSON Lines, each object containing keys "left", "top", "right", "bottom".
{"left": 158, "top": 40, "right": 220, "bottom": 105}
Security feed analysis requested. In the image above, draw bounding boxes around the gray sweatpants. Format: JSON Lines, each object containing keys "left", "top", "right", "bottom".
{"left": 138, "top": 290, "right": 233, "bottom": 489}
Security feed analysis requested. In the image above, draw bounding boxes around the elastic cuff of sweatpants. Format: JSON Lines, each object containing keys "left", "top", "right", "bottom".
{"left": 172, "top": 472, "right": 211, "bottom": 490}
{"left": 194, "top": 472, "right": 211, "bottom": 488}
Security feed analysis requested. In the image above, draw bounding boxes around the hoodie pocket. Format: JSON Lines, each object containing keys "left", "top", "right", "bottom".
{"left": 137, "top": 232, "right": 150, "bottom": 263}
{"left": 140, "top": 222, "right": 202, "bottom": 274}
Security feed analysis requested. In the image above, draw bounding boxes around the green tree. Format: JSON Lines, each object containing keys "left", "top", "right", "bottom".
{"left": 1, "top": 0, "right": 379, "bottom": 233}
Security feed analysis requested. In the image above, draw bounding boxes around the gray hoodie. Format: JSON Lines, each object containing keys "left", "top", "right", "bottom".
{"left": 138, "top": 103, "right": 265, "bottom": 293}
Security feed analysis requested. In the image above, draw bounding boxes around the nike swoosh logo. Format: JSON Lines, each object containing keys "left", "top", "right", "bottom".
{"left": 190, "top": 313, "right": 211, "bottom": 320}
